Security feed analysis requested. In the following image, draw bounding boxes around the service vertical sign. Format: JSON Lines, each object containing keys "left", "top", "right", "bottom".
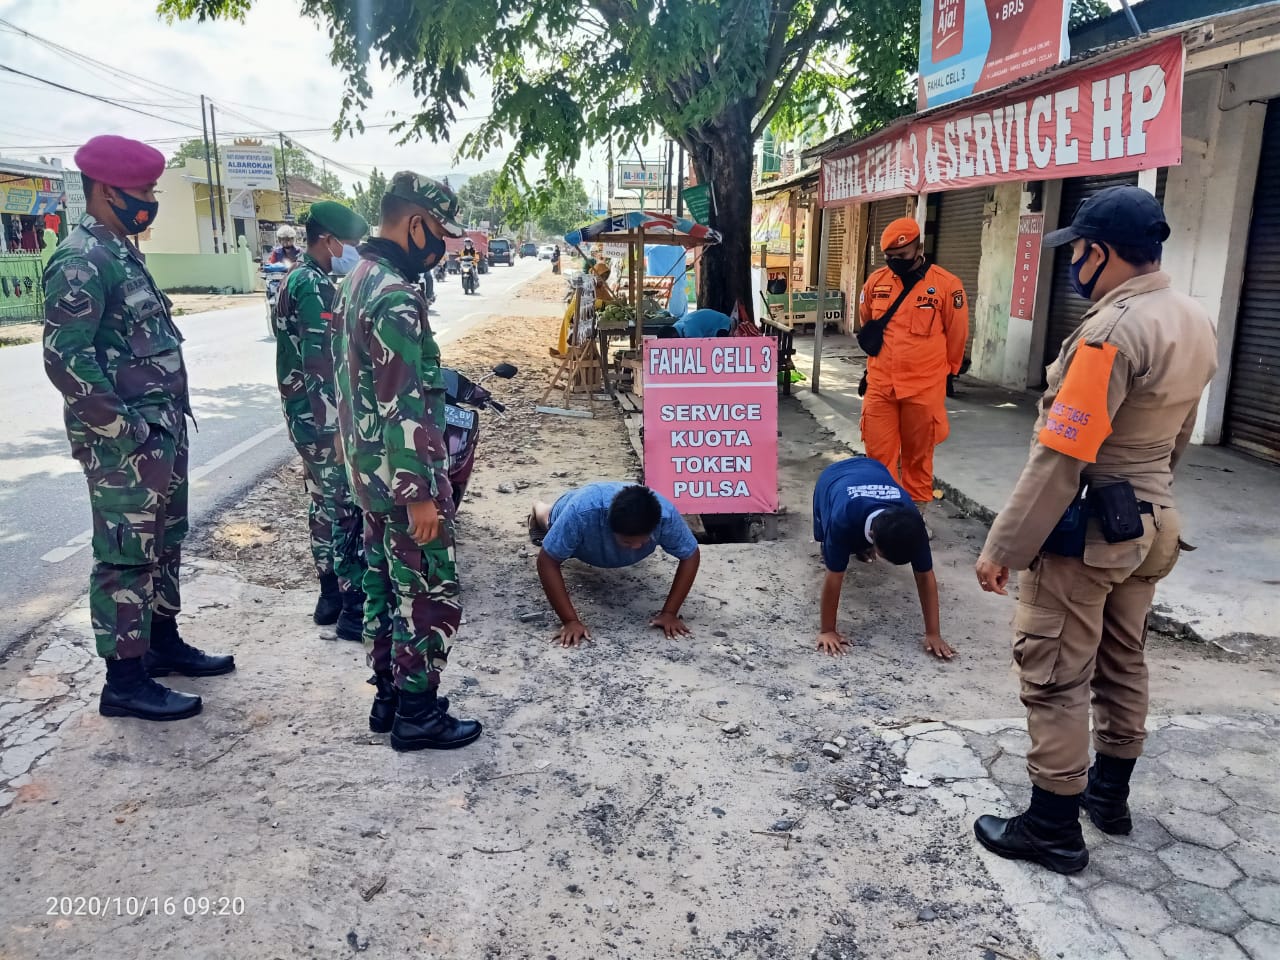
{"left": 643, "top": 338, "right": 778, "bottom": 515}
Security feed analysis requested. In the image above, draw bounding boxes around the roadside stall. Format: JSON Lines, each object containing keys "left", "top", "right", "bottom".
{"left": 552, "top": 211, "right": 723, "bottom": 404}
{"left": 548, "top": 212, "right": 778, "bottom": 537}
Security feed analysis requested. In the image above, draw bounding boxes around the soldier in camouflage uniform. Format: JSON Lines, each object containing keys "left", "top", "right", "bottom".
{"left": 274, "top": 200, "right": 369, "bottom": 637}
{"left": 43, "top": 135, "right": 234, "bottom": 723}
{"left": 332, "top": 172, "right": 481, "bottom": 751}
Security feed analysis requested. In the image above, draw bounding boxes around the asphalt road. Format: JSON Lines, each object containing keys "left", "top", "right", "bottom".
{"left": 0, "top": 255, "right": 548, "bottom": 656}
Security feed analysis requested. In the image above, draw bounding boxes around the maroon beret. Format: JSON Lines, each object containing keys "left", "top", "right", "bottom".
{"left": 74, "top": 135, "right": 165, "bottom": 189}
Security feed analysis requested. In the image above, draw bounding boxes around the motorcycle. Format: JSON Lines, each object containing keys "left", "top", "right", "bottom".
{"left": 434, "top": 260, "right": 447, "bottom": 283}
{"left": 262, "top": 260, "right": 292, "bottom": 339}
{"left": 419, "top": 271, "right": 436, "bottom": 308}
{"left": 460, "top": 258, "right": 479, "bottom": 295}
{"left": 444, "top": 362, "right": 518, "bottom": 508}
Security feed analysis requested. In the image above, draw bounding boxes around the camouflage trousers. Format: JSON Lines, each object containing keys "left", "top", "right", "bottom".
{"left": 363, "top": 509, "right": 461, "bottom": 693}
{"left": 72, "top": 420, "right": 188, "bottom": 660}
{"left": 294, "top": 433, "right": 364, "bottom": 592}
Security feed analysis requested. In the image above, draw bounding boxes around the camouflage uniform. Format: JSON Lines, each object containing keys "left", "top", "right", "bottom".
{"left": 276, "top": 252, "right": 364, "bottom": 592}
{"left": 43, "top": 215, "right": 191, "bottom": 660}
{"left": 333, "top": 247, "right": 459, "bottom": 694}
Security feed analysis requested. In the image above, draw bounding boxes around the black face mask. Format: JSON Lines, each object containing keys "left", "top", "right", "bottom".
{"left": 409, "top": 217, "right": 446, "bottom": 270}
{"left": 110, "top": 189, "right": 160, "bottom": 235}
{"left": 885, "top": 255, "right": 917, "bottom": 279}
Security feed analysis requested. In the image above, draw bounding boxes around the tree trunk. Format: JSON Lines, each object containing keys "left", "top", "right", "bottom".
{"left": 687, "top": 108, "right": 756, "bottom": 318}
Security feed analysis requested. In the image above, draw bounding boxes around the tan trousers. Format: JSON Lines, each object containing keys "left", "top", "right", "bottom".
{"left": 1012, "top": 506, "right": 1182, "bottom": 795}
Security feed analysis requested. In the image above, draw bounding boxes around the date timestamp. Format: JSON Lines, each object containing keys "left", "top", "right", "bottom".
{"left": 47, "top": 896, "right": 245, "bottom": 918}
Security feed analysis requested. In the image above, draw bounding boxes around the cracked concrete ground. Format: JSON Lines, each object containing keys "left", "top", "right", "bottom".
{"left": 886, "top": 715, "right": 1280, "bottom": 960}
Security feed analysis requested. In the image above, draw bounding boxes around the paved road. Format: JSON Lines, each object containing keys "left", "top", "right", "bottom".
{"left": 0, "top": 256, "right": 547, "bottom": 655}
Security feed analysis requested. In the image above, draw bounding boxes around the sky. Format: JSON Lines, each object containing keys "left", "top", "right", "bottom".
{"left": 0, "top": 0, "right": 616, "bottom": 205}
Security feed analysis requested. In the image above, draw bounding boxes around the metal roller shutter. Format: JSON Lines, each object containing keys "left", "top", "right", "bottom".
{"left": 1044, "top": 172, "right": 1140, "bottom": 367}
{"left": 823, "top": 207, "right": 846, "bottom": 289}
{"left": 1042, "top": 171, "right": 1170, "bottom": 372}
{"left": 1226, "top": 100, "right": 1280, "bottom": 463}
{"left": 931, "top": 187, "right": 987, "bottom": 351}
{"left": 865, "top": 198, "right": 910, "bottom": 277}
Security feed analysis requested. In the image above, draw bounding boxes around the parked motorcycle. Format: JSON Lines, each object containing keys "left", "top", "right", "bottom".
{"left": 460, "top": 258, "right": 479, "bottom": 295}
{"left": 262, "top": 260, "right": 292, "bottom": 339}
{"left": 444, "top": 362, "right": 518, "bottom": 508}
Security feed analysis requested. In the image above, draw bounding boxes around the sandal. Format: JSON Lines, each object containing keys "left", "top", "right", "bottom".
{"left": 527, "top": 510, "right": 546, "bottom": 546}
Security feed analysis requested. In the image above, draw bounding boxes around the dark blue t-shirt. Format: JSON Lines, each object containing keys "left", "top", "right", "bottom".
{"left": 812, "top": 457, "right": 932, "bottom": 574}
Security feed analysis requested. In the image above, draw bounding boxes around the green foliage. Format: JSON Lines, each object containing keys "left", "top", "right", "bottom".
{"left": 531, "top": 176, "right": 592, "bottom": 238}
{"left": 351, "top": 167, "right": 388, "bottom": 226}
{"left": 166, "top": 138, "right": 208, "bottom": 169}
{"left": 1069, "top": 0, "right": 1113, "bottom": 30}
{"left": 158, "top": 0, "right": 922, "bottom": 306}
{"left": 455, "top": 170, "right": 517, "bottom": 232}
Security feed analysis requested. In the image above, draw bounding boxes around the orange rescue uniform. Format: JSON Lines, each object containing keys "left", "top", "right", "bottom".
{"left": 858, "top": 262, "right": 969, "bottom": 502}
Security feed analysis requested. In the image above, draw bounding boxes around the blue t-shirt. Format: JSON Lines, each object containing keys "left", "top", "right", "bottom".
{"left": 674, "top": 309, "right": 732, "bottom": 338}
{"left": 542, "top": 482, "right": 699, "bottom": 568}
{"left": 812, "top": 458, "right": 932, "bottom": 574}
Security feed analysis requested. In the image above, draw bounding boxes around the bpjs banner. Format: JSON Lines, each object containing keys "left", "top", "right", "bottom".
{"left": 920, "top": 0, "right": 1072, "bottom": 109}
{"left": 820, "top": 36, "right": 1183, "bottom": 207}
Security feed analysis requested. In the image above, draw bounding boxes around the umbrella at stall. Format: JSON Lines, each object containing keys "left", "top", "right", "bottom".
{"left": 563, "top": 211, "right": 722, "bottom": 251}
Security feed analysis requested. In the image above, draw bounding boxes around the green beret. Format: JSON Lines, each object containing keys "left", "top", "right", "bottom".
{"left": 304, "top": 200, "right": 369, "bottom": 242}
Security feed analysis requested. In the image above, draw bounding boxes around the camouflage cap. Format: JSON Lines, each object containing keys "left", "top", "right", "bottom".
{"left": 387, "top": 171, "right": 466, "bottom": 237}
{"left": 303, "top": 200, "right": 369, "bottom": 242}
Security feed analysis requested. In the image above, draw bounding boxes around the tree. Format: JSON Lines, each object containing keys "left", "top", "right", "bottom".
{"left": 166, "top": 138, "right": 209, "bottom": 169}
{"left": 352, "top": 167, "right": 388, "bottom": 226}
{"left": 158, "top": 0, "right": 917, "bottom": 314}
{"left": 532, "top": 177, "right": 592, "bottom": 238}
{"left": 1070, "top": 0, "right": 1113, "bottom": 31}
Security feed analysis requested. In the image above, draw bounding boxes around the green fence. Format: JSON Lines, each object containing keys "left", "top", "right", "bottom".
{"left": 0, "top": 254, "right": 45, "bottom": 327}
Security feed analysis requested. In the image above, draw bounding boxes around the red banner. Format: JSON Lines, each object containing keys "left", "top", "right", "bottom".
{"left": 821, "top": 36, "right": 1184, "bottom": 207}
{"left": 1010, "top": 213, "right": 1044, "bottom": 321}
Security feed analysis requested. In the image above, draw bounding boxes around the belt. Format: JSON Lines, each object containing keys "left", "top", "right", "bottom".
{"left": 1138, "top": 501, "right": 1154, "bottom": 515}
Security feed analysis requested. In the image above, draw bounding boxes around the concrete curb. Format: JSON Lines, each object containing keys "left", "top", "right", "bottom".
{"left": 791, "top": 387, "right": 1214, "bottom": 648}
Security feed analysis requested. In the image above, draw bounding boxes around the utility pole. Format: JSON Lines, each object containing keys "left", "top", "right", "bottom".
{"left": 664, "top": 139, "right": 674, "bottom": 213}
{"left": 279, "top": 132, "right": 292, "bottom": 221}
{"left": 675, "top": 143, "right": 686, "bottom": 217}
{"left": 606, "top": 134, "right": 614, "bottom": 213}
{"left": 199, "top": 95, "right": 220, "bottom": 254}
{"left": 209, "top": 103, "right": 228, "bottom": 252}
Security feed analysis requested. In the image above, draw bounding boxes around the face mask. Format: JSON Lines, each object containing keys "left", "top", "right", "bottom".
{"left": 110, "top": 189, "right": 160, "bottom": 235}
{"left": 409, "top": 217, "right": 446, "bottom": 270}
{"left": 885, "top": 255, "right": 916, "bottom": 279}
{"left": 330, "top": 242, "right": 360, "bottom": 276}
{"left": 1069, "top": 243, "right": 1110, "bottom": 300}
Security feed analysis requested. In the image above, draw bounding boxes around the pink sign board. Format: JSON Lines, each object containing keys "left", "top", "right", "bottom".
{"left": 643, "top": 337, "right": 778, "bottom": 515}
{"left": 821, "top": 36, "right": 1184, "bottom": 205}
{"left": 1010, "top": 212, "right": 1044, "bottom": 321}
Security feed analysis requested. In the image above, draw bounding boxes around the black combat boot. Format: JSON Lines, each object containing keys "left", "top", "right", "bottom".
{"left": 974, "top": 785, "right": 1090, "bottom": 874}
{"left": 390, "top": 690, "right": 482, "bottom": 752}
{"left": 100, "top": 657, "right": 202, "bottom": 721}
{"left": 335, "top": 589, "right": 366, "bottom": 643}
{"left": 368, "top": 672, "right": 448, "bottom": 733}
{"left": 143, "top": 615, "right": 236, "bottom": 678}
{"left": 314, "top": 572, "right": 342, "bottom": 626}
{"left": 1081, "top": 753, "right": 1136, "bottom": 835}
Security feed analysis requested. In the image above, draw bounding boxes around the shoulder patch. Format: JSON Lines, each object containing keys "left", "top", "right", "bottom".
{"left": 953, "top": 290, "right": 964, "bottom": 309}
{"left": 1038, "top": 340, "right": 1116, "bottom": 463}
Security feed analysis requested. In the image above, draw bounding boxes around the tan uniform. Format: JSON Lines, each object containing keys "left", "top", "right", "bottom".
{"left": 980, "top": 271, "right": 1217, "bottom": 795}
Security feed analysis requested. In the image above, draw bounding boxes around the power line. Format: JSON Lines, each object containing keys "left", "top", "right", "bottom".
{"left": 0, "top": 18, "right": 202, "bottom": 109}
{"left": 0, "top": 64, "right": 204, "bottom": 132}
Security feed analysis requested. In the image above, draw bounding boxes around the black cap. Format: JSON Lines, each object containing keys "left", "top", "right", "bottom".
{"left": 1043, "top": 184, "right": 1171, "bottom": 249}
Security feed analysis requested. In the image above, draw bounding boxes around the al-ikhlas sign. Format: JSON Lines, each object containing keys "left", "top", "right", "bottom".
{"left": 221, "top": 146, "right": 278, "bottom": 191}
{"left": 820, "top": 35, "right": 1183, "bottom": 205}
{"left": 643, "top": 338, "right": 778, "bottom": 514}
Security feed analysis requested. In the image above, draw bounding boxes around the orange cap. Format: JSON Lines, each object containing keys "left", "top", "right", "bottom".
{"left": 881, "top": 217, "right": 921, "bottom": 251}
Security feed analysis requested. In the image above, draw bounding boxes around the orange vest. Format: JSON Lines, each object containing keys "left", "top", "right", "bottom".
{"left": 859, "top": 263, "right": 970, "bottom": 398}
